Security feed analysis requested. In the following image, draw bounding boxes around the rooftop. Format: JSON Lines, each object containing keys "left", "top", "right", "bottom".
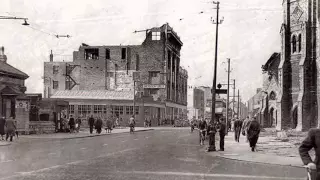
{"left": 0, "top": 59, "right": 29, "bottom": 79}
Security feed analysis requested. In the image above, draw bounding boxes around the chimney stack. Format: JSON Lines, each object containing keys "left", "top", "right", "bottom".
{"left": 50, "top": 50, "right": 53, "bottom": 62}
{"left": 0, "top": 46, "right": 7, "bottom": 63}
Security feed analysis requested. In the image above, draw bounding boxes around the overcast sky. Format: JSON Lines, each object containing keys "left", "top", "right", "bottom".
{"left": 0, "top": 0, "right": 282, "bottom": 101}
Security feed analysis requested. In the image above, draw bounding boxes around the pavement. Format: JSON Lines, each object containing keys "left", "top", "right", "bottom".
{"left": 0, "top": 127, "right": 307, "bottom": 180}
{"left": 208, "top": 131, "right": 305, "bottom": 167}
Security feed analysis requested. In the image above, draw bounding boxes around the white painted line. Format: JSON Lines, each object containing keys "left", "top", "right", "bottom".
{"left": 121, "top": 140, "right": 127, "bottom": 143}
{"left": 48, "top": 153, "right": 57, "bottom": 155}
{"left": 119, "top": 171, "right": 304, "bottom": 180}
{"left": 80, "top": 148, "right": 87, "bottom": 150}
{"left": 103, "top": 144, "right": 108, "bottom": 146}
{"left": 134, "top": 139, "right": 138, "bottom": 140}
{"left": 145, "top": 137, "right": 149, "bottom": 139}
{"left": 0, "top": 160, "right": 13, "bottom": 163}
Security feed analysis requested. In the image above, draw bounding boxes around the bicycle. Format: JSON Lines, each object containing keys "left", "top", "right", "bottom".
{"left": 304, "top": 165, "right": 317, "bottom": 180}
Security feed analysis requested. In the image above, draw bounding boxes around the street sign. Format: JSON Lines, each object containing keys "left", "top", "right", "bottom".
{"left": 216, "top": 89, "right": 227, "bottom": 94}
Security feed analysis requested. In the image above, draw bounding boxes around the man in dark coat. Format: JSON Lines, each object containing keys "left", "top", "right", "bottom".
{"left": 206, "top": 121, "right": 217, "bottom": 152}
{"left": 68, "top": 115, "right": 75, "bottom": 133}
{"left": 247, "top": 117, "right": 260, "bottom": 152}
{"left": 5, "top": 117, "right": 16, "bottom": 142}
{"left": 0, "top": 116, "right": 5, "bottom": 140}
{"left": 218, "top": 118, "right": 226, "bottom": 151}
{"left": 88, "top": 115, "right": 95, "bottom": 134}
{"left": 95, "top": 117, "right": 103, "bottom": 134}
{"left": 299, "top": 128, "right": 320, "bottom": 179}
{"left": 234, "top": 118, "right": 243, "bottom": 142}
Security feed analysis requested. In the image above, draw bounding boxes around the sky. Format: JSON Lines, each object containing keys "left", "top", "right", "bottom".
{"left": 0, "top": 0, "right": 282, "bottom": 102}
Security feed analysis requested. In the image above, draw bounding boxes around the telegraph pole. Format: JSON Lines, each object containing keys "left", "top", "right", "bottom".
{"left": 226, "top": 58, "right": 230, "bottom": 134}
{"left": 233, "top": 79, "right": 236, "bottom": 118}
{"left": 211, "top": 1, "right": 222, "bottom": 124}
{"left": 237, "top": 89, "right": 240, "bottom": 118}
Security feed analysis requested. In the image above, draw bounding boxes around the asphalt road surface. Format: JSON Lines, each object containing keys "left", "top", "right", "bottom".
{"left": 0, "top": 128, "right": 306, "bottom": 180}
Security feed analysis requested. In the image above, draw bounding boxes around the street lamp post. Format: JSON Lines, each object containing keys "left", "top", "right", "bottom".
{"left": 0, "top": 16, "right": 29, "bottom": 25}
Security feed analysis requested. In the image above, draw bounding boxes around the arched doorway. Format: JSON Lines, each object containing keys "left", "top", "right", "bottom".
{"left": 269, "top": 108, "right": 274, "bottom": 127}
{"left": 292, "top": 106, "right": 298, "bottom": 129}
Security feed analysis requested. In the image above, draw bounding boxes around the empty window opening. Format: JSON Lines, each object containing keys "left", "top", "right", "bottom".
{"left": 106, "top": 49, "right": 110, "bottom": 59}
{"left": 292, "top": 35, "right": 297, "bottom": 53}
{"left": 53, "top": 65, "right": 59, "bottom": 74}
{"left": 121, "top": 48, "right": 127, "bottom": 59}
{"left": 53, "top": 81, "right": 59, "bottom": 89}
{"left": 85, "top": 48, "right": 99, "bottom": 60}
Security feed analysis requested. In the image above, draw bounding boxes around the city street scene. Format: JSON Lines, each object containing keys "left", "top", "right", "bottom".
{"left": 0, "top": 0, "right": 319, "bottom": 179}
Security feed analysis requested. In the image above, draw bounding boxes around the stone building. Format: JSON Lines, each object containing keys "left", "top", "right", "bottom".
{"left": 0, "top": 46, "right": 30, "bottom": 133}
{"left": 279, "top": 0, "right": 318, "bottom": 131}
{"left": 44, "top": 23, "right": 188, "bottom": 125}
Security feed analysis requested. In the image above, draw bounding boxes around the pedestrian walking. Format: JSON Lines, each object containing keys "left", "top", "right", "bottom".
{"left": 198, "top": 118, "right": 207, "bottom": 146}
{"left": 218, "top": 118, "right": 226, "bottom": 151}
{"left": 5, "top": 117, "right": 16, "bottom": 142}
{"left": 129, "top": 116, "right": 135, "bottom": 134}
{"left": 299, "top": 128, "right": 320, "bottom": 180}
{"left": 68, "top": 115, "right": 75, "bottom": 133}
{"left": 144, "top": 117, "right": 148, "bottom": 128}
{"left": 76, "top": 117, "right": 82, "bottom": 132}
{"left": 241, "top": 116, "right": 250, "bottom": 142}
{"left": 247, "top": 117, "right": 261, "bottom": 152}
{"left": 0, "top": 116, "right": 5, "bottom": 140}
{"left": 234, "top": 118, "right": 243, "bottom": 142}
{"left": 95, "top": 117, "right": 103, "bottom": 134}
{"left": 115, "top": 117, "right": 119, "bottom": 128}
{"left": 206, "top": 121, "right": 217, "bottom": 152}
{"left": 105, "top": 118, "right": 113, "bottom": 133}
{"left": 88, "top": 115, "right": 95, "bottom": 134}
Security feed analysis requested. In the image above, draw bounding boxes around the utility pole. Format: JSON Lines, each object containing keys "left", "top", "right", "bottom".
{"left": 211, "top": 1, "right": 222, "bottom": 124}
{"left": 233, "top": 79, "right": 236, "bottom": 118}
{"left": 237, "top": 89, "right": 240, "bottom": 118}
{"left": 226, "top": 58, "right": 230, "bottom": 135}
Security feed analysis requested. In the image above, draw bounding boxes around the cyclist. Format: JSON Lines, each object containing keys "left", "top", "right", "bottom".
{"left": 299, "top": 128, "right": 320, "bottom": 180}
{"left": 198, "top": 118, "right": 207, "bottom": 146}
{"left": 129, "top": 115, "right": 135, "bottom": 134}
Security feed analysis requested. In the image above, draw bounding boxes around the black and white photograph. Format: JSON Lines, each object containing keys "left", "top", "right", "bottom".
{"left": 0, "top": 0, "right": 319, "bottom": 179}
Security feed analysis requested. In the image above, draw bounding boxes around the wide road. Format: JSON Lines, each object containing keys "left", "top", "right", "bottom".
{"left": 0, "top": 128, "right": 306, "bottom": 180}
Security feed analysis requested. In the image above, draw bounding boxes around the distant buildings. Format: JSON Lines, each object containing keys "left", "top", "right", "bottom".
{"left": 43, "top": 23, "right": 188, "bottom": 126}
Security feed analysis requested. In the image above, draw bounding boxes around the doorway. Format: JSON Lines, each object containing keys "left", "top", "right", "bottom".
{"left": 292, "top": 106, "right": 298, "bottom": 129}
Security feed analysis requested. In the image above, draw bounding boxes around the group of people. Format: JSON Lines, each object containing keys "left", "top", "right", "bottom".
{"left": 196, "top": 118, "right": 227, "bottom": 152}
{"left": 87, "top": 115, "right": 136, "bottom": 134}
{"left": 0, "top": 116, "right": 18, "bottom": 142}
{"left": 193, "top": 115, "right": 261, "bottom": 152}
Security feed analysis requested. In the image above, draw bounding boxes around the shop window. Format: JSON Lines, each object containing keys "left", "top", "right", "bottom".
{"left": 152, "top": 31, "right": 161, "bottom": 40}
{"left": 111, "top": 106, "right": 124, "bottom": 116}
{"left": 85, "top": 48, "right": 99, "bottom": 60}
{"left": 150, "top": 89, "right": 158, "bottom": 95}
{"left": 121, "top": 48, "right": 127, "bottom": 59}
{"left": 69, "top": 105, "right": 74, "bottom": 114}
{"left": 53, "top": 81, "right": 59, "bottom": 89}
{"left": 106, "top": 49, "right": 110, "bottom": 59}
{"left": 53, "top": 65, "right": 59, "bottom": 74}
{"left": 103, "top": 105, "right": 107, "bottom": 114}
{"left": 78, "top": 105, "right": 91, "bottom": 116}
{"left": 94, "top": 105, "right": 103, "bottom": 114}
{"left": 126, "top": 106, "right": 134, "bottom": 115}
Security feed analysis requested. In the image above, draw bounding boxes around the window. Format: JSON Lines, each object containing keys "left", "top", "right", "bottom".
{"left": 150, "top": 71, "right": 159, "bottom": 77}
{"left": 121, "top": 48, "right": 126, "bottom": 59}
{"left": 53, "top": 81, "right": 59, "bottom": 89}
{"left": 136, "top": 54, "right": 140, "bottom": 70}
{"left": 69, "top": 105, "right": 75, "bottom": 114}
{"left": 298, "top": 34, "right": 301, "bottom": 52}
{"left": 292, "top": 35, "right": 297, "bottom": 53}
{"left": 106, "top": 49, "right": 110, "bottom": 59}
{"left": 152, "top": 31, "right": 161, "bottom": 40}
{"left": 135, "top": 106, "right": 139, "bottom": 115}
{"left": 103, "top": 105, "right": 107, "bottom": 114}
{"left": 93, "top": 105, "right": 103, "bottom": 114}
{"left": 39, "top": 113, "right": 50, "bottom": 121}
{"left": 150, "top": 89, "right": 158, "bottom": 95}
{"left": 107, "top": 72, "right": 114, "bottom": 77}
{"left": 65, "top": 80, "right": 72, "bottom": 90}
{"left": 78, "top": 105, "right": 91, "bottom": 116}
{"left": 126, "top": 106, "right": 134, "bottom": 115}
{"left": 111, "top": 106, "right": 124, "bottom": 116}
{"left": 53, "top": 66, "right": 59, "bottom": 74}
{"left": 85, "top": 48, "right": 99, "bottom": 60}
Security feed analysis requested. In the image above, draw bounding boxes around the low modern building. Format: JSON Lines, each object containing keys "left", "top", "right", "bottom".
{"left": 44, "top": 23, "right": 188, "bottom": 125}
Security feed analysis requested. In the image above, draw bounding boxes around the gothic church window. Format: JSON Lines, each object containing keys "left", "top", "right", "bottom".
{"left": 292, "top": 35, "right": 297, "bottom": 53}
{"left": 298, "top": 34, "right": 301, "bottom": 52}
